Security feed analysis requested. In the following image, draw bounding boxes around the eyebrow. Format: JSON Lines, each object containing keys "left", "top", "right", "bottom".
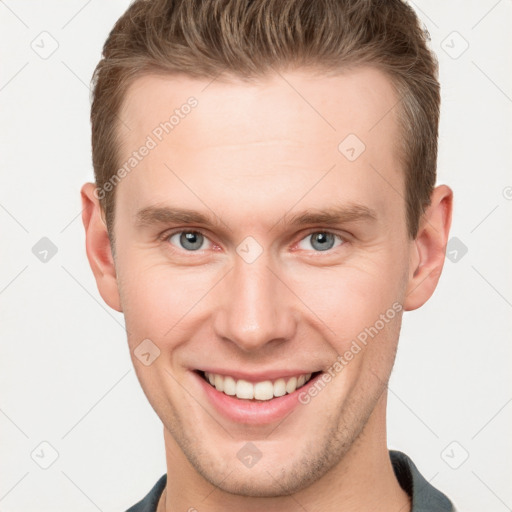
{"left": 136, "top": 206, "right": 222, "bottom": 228}
{"left": 283, "top": 204, "right": 377, "bottom": 227}
{"left": 135, "top": 203, "right": 377, "bottom": 229}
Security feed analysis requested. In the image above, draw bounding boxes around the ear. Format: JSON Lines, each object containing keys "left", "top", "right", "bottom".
{"left": 403, "top": 184, "right": 453, "bottom": 311}
{"left": 81, "top": 183, "right": 122, "bottom": 312}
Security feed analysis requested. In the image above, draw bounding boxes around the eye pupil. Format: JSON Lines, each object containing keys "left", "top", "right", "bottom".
{"left": 180, "top": 231, "right": 203, "bottom": 250}
{"left": 311, "top": 232, "right": 335, "bottom": 251}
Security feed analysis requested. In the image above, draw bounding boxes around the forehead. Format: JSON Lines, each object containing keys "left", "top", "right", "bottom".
{"left": 120, "top": 66, "right": 399, "bottom": 147}
{"left": 115, "top": 67, "right": 403, "bottom": 227}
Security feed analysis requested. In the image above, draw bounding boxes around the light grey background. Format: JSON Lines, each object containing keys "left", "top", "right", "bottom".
{"left": 1, "top": 1, "right": 511, "bottom": 511}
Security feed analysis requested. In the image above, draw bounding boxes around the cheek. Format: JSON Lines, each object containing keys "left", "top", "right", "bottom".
{"left": 292, "top": 261, "right": 404, "bottom": 329}
{"left": 284, "top": 255, "right": 407, "bottom": 375}
{"left": 117, "top": 255, "right": 216, "bottom": 344}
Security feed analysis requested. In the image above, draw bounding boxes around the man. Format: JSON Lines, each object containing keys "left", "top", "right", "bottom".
{"left": 81, "top": 0, "right": 455, "bottom": 510}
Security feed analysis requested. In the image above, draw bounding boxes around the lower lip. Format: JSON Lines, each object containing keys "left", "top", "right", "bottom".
{"left": 193, "top": 371, "right": 323, "bottom": 425}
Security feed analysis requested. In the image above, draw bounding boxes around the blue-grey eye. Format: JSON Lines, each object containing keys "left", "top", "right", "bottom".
{"left": 169, "top": 231, "right": 209, "bottom": 251}
{"left": 297, "top": 232, "right": 343, "bottom": 252}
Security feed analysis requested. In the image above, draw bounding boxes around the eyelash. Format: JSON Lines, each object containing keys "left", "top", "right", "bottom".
{"left": 158, "top": 228, "right": 346, "bottom": 254}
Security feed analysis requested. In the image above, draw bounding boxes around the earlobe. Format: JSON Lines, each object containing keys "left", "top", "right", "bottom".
{"left": 403, "top": 185, "right": 453, "bottom": 311}
{"left": 81, "top": 183, "right": 123, "bottom": 312}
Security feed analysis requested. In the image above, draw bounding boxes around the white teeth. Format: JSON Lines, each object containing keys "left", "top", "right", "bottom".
{"left": 236, "top": 379, "right": 254, "bottom": 399}
{"left": 273, "top": 378, "right": 286, "bottom": 397}
{"left": 285, "top": 376, "right": 297, "bottom": 394}
{"left": 254, "top": 380, "right": 274, "bottom": 400}
{"left": 203, "top": 371, "right": 315, "bottom": 400}
{"left": 223, "top": 376, "right": 236, "bottom": 396}
{"left": 214, "top": 374, "right": 224, "bottom": 392}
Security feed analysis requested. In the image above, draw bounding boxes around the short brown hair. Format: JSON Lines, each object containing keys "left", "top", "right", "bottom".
{"left": 91, "top": 0, "right": 440, "bottom": 240}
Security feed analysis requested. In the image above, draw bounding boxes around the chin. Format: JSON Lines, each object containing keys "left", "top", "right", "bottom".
{"left": 202, "top": 469, "right": 304, "bottom": 498}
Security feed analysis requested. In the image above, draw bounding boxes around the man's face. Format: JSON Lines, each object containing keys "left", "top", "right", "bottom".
{"left": 111, "top": 68, "right": 413, "bottom": 495}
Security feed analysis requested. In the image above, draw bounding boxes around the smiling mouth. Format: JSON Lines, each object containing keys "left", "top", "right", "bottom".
{"left": 196, "top": 370, "right": 322, "bottom": 401}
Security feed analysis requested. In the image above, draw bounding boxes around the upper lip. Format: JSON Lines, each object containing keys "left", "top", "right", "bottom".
{"left": 195, "top": 368, "right": 321, "bottom": 383}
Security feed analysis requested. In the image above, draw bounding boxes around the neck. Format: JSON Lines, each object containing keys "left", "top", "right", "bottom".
{"left": 159, "top": 393, "right": 410, "bottom": 512}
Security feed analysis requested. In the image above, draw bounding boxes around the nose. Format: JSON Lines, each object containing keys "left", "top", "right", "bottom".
{"left": 212, "top": 250, "right": 297, "bottom": 352}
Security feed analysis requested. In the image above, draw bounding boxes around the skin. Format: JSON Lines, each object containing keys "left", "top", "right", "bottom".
{"left": 81, "top": 67, "right": 452, "bottom": 512}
